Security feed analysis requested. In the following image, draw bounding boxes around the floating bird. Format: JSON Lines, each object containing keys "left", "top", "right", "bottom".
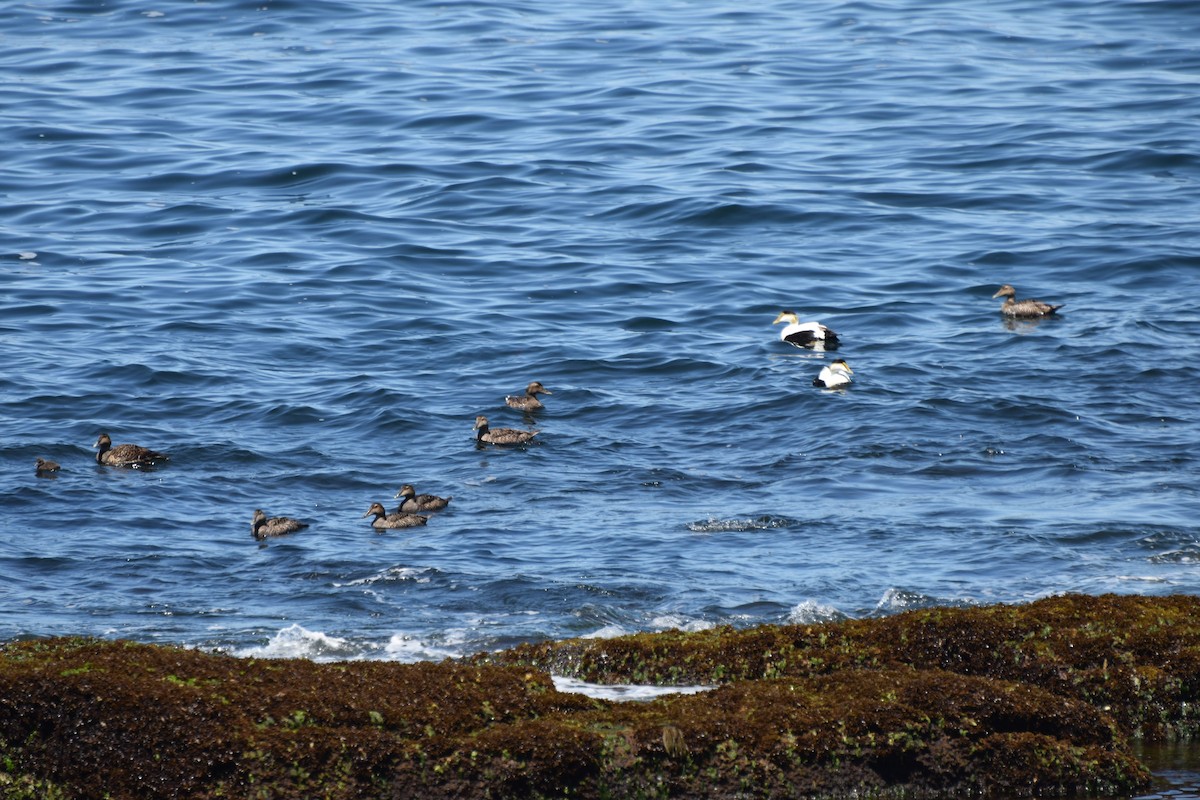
{"left": 93, "top": 433, "right": 168, "bottom": 468}
{"left": 991, "top": 284, "right": 1063, "bottom": 318}
{"left": 473, "top": 415, "right": 538, "bottom": 445}
{"left": 773, "top": 310, "right": 840, "bottom": 348}
{"left": 505, "top": 381, "right": 553, "bottom": 411}
{"left": 813, "top": 359, "right": 853, "bottom": 388}
{"left": 251, "top": 509, "right": 308, "bottom": 540}
{"left": 34, "top": 458, "right": 60, "bottom": 476}
{"left": 363, "top": 502, "right": 428, "bottom": 530}
{"left": 394, "top": 483, "right": 452, "bottom": 512}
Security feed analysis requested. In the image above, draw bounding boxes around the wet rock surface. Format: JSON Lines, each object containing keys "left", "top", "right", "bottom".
{"left": 4, "top": 594, "right": 1197, "bottom": 798}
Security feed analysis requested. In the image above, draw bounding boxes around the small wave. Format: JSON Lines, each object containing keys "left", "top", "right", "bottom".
{"left": 874, "top": 588, "right": 977, "bottom": 616}
{"left": 686, "top": 515, "right": 799, "bottom": 533}
{"left": 786, "top": 600, "right": 849, "bottom": 625}
{"left": 235, "top": 624, "right": 376, "bottom": 661}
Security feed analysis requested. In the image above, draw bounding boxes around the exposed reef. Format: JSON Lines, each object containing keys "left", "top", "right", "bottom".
{"left": 4, "top": 593, "right": 1199, "bottom": 799}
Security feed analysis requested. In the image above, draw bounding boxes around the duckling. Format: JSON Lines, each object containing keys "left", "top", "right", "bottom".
{"left": 773, "top": 310, "right": 840, "bottom": 348}
{"left": 813, "top": 359, "right": 853, "bottom": 388}
{"left": 991, "top": 284, "right": 1063, "bottom": 317}
{"left": 35, "top": 457, "right": 61, "bottom": 476}
{"left": 473, "top": 415, "right": 538, "bottom": 445}
{"left": 252, "top": 509, "right": 308, "bottom": 540}
{"left": 505, "top": 381, "right": 553, "bottom": 411}
{"left": 363, "top": 502, "right": 428, "bottom": 530}
{"left": 93, "top": 433, "right": 168, "bottom": 468}
{"left": 394, "top": 484, "right": 452, "bottom": 512}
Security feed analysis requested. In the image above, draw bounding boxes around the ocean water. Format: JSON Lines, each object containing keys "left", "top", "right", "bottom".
{"left": 3, "top": 0, "right": 1199, "bottom": 693}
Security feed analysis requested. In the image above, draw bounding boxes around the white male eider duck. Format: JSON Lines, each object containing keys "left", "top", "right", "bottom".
{"left": 362, "top": 502, "right": 428, "bottom": 530}
{"left": 773, "top": 311, "right": 840, "bottom": 348}
{"left": 473, "top": 415, "right": 538, "bottom": 445}
{"left": 813, "top": 359, "right": 853, "bottom": 388}
{"left": 505, "top": 381, "right": 553, "bottom": 411}
{"left": 394, "top": 484, "right": 452, "bottom": 512}
{"left": 992, "top": 285, "right": 1063, "bottom": 318}
{"left": 93, "top": 433, "right": 168, "bottom": 468}
{"left": 252, "top": 509, "right": 308, "bottom": 540}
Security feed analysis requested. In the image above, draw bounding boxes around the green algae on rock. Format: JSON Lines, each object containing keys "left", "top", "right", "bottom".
{"left": 481, "top": 593, "right": 1200, "bottom": 739}
{"left": 0, "top": 594, "right": 1189, "bottom": 799}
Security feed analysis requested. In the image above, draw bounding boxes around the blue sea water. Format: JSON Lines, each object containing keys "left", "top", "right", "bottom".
{"left": 2, "top": 0, "right": 1200, "bottom": 726}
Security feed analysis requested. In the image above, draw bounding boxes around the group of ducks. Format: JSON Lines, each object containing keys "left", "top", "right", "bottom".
{"left": 38, "top": 286, "right": 1061, "bottom": 538}
{"left": 773, "top": 283, "right": 1063, "bottom": 387}
{"left": 34, "top": 383, "right": 558, "bottom": 542}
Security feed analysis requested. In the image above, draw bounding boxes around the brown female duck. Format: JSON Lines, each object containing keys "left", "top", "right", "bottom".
{"left": 93, "top": 433, "right": 168, "bottom": 468}
{"left": 473, "top": 415, "right": 538, "bottom": 445}
{"left": 252, "top": 509, "right": 308, "bottom": 540}
{"left": 992, "top": 285, "right": 1063, "bottom": 317}
{"left": 505, "top": 381, "right": 553, "bottom": 411}
{"left": 363, "top": 502, "right": 428, "bottom": 530}
{"left": 35, "top": 457, "right": 61, "bottom": 476}
{"left": 394, "top": 484, "right": 452, "bottom": 512}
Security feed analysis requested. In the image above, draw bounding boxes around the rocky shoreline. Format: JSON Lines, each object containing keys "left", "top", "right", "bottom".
{"left": 3, "top": 593, "right": 1198, "bottom": 798}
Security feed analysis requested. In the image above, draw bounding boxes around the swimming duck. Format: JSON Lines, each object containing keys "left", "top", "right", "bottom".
{"left": 35, "top": 457, "right": 60, "bottom": 476}
{"left": 773, "top": 311, "right": 840, "bottom": 348}
{"left": 505, "top": 381, "right": 553, "bottom": 411}
{"left": 991, "top": 285, "right": 1063, "bottom": 317}
{"left": 474, "top": 415, "right": 538, "bottom": 445}
{"left": 363, "top": 502, "right": 429, "bottom": 530}
{"left": 394, "top": 484, "right": 452, "bottom": 512}
{"left": 252, "top": 509, "right": 308, "bottom": 540}
{"left": 93, "top": 433, "right": 168, "bottom": 468}
{"left": 813, "top": 359, "right": 853, "bottom": 388}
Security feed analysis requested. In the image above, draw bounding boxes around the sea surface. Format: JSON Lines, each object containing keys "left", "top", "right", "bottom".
{"left": 3, "top": 0, "right": 1200, "bottom": 788}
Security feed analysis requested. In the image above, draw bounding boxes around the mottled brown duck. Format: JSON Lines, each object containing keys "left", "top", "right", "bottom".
{"left": 252, "top": 509, "right": 308, "bottom": 540}
{"left": 362, "top": 502, "right": 429, "bottom": 530}
{"left": 505, "top": 381, "right": 553, "bottom": 411}
{"left": 93, "top": 433, "right": 168, "bottom": 468}
{"left": 992, "top": 284, "right": 1063, "bottom": 317}
{"left": 473, "top": 415, "right": 538, "bottom": 445}
{"left": 394, "top": 484, "right": 452, "bottom": 512}
{"left": 34, "top": 457, "right": 60, "bottom": 476}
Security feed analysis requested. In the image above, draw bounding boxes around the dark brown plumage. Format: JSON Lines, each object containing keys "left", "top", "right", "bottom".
{"left": 93, "top": 433, "right": 168, "bottom": 468}
{"left": 394, "top": 484, "right": 452, "bottom": 512}
{"left": 362, "top": 502, "right": 428, "bottom": 530}
{"left": 992, "top": 284, "right": 1063, "bottom": 318}
{"left": 505, "top": 381, "right": 553, "bottom": 411}
{"left": 252, "top": 509, "right": 308, "bottom": 540}
{"left": 473, "top": 415, "right": 538, "bottom": 445}
{"left": 35, "top": 457, "right": 61, "bottom": 476}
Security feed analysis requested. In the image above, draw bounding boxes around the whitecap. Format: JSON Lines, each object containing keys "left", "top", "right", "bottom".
{"left": 786, "top": 599, "right": 848, "bottom": 625}
{"left": 685, "top": 515, "right": 798, "bottom": 533}
{"left": 383, "top": 632, "right": 465, "bottom": 663}
{"left": 235, "top": 623, "right": 372, "bottom": 661}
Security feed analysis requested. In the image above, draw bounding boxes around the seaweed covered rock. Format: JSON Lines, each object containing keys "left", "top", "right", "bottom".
{"left": 0, "top": 594, "right": 1190, "bottom": 798}
{"left": 482, "top": 593, "right": 1200, "bottom": 738}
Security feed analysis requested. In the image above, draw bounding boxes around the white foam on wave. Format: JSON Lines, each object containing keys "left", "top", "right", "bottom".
{"left": 235, "top": 624, "right": 376, "bottom": 661}
{"left": 582, "top": 624, "right": 628, "bottom": 640}
{"left": 335, "top": 566, "right": 431, "bottom": 588}
{"left": 786, "top": 599, "right": 848, "bottom": 625}
{"left": 648, "top": 614, "right": 715, "bottom": 633}
{"left": 551, "top": 675, "right": 713, "bottom": 701}
{"left": 685, "top": 515, "right": 797, "bottom": 533}
{"left": 383, "top": 629, "right": 472, "bottom": 663}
